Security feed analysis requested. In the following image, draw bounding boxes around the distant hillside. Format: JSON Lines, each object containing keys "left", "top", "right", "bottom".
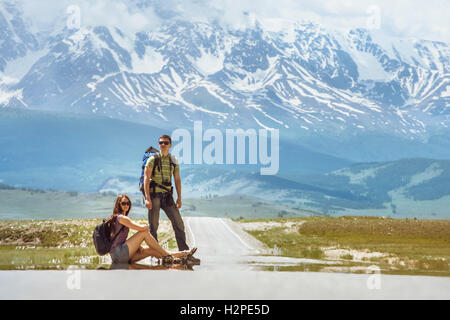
{"left": 0, "top": 187, "right": 119, "bottom": 220}
{"left": 0, "top": 107, "right": 170, "bottom": 192}
{"left": 3, "top": 155, "right": 450, "bottom": 220}
{"left": 99, "top": 158, "right": 450, "bottom": 219}
{"left": 300, "top": 158, "right": 450, "bottom": 219}
{"left": 0, "top": 186, "right": 316, "bottom": 220}
{"left": 0, "top": 107, "right": 352, "bottom": 191}
{"left": 1, "top": 108, "right": 449, "bottom": 219}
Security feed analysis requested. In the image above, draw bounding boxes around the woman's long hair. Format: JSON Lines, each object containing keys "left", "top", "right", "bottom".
{"left": 105, "top": 194, "right": 132, "bottom": 236}
{"left": 111, "top": 194, "right": 132, "bottom": 217}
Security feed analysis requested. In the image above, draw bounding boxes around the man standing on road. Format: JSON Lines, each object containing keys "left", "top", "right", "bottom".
{"left": 144, "top": 135, "right": 200, "bottom": 264}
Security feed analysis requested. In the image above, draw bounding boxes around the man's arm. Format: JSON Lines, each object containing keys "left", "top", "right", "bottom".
{"left": 174, "top": 170, "right": 182, "bottom": 209}
{"left": 144, "top": 166, "right": 152, "bottom": 210}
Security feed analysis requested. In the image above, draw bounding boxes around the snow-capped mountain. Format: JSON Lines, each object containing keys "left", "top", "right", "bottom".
{"left": 0, "top": 1, "right": 41, "bottom": 106}
{"left": 1, "top": 2, "right": 449, "bottom": 139}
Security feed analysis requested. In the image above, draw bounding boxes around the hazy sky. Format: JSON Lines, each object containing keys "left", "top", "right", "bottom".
{"left": 16, "top": 0, "right": 450, "bottom": 42}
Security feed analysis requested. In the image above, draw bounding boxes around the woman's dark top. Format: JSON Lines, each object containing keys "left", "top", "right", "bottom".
{"left": 109, "top": 214, "right": 129, "bottom": 253}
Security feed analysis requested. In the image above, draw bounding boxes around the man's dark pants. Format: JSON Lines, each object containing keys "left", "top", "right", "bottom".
{"left": 148, "top": 194, "right": 189, "bottom": 251}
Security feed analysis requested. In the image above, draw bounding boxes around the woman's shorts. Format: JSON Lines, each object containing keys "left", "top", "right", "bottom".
{"left": 110, "top": 243, "right": 130, "bottom": 264}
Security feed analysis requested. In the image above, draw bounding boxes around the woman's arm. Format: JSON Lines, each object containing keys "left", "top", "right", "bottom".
{"left": 118, "top": 215, "right": 148, "bottom": 232}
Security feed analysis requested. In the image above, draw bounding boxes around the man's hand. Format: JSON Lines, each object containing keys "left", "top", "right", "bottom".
{"left": 176, "top": 198, "right": 182, "bottom": 209}
{"left": 145, "top": 199, "right": 152, "bottom": 210}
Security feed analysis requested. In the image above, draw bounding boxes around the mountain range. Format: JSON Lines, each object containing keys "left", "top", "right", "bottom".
{"left": 1, "top": 2, "right": 449, "bottom": 140}
{"left": 1, "top": 1, "right": 450, "bottom": 218}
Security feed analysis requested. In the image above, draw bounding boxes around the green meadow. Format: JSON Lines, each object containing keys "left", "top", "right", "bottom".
{"left": 239, "top": 216, "right": 450, "bottom": 276}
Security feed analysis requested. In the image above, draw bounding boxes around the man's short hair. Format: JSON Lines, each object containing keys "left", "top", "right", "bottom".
{"left": 159, "top": 134, "right": 172, "bottom": 144}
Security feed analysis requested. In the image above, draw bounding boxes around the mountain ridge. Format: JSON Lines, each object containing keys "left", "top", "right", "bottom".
{"left": 0, "top": 2, "right": 448, "bottom": 140}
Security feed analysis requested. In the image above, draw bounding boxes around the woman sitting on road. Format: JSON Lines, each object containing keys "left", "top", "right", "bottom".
{"left": 106, "top": 194, "right": 196, "bottom": 265}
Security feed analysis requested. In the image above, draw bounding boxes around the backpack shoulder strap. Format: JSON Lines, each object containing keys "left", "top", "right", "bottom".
{"left": 107, "top": 215, "right": 124, "bottom": 240}
{"left": 169, "top": 154, "right": 177, "bottom": 174}
{"left": 151, "top": 153, "right": 161, "bottom": 177}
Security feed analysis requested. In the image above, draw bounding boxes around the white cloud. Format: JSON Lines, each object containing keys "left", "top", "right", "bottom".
{"left": 17, "top": 0, "right": 162, "bottom": 35}
{"left": 149, "top": 0, "right": 450, "bottom": 42}
{"left": 13, "top": 0, "right": 450, "bottom": 42}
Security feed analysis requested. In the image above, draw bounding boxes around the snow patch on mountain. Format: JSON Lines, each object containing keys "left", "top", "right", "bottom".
{"left": 331, "top": 163, "right": 393, "bottom": 186}
{"left": 407, "top": 163, "right": 443, "bottom": 187}
{"left": 441, "top": 85, "right": 450, "bottom": 97}
{"left": 369, "top": 32, "right": 427, "bottom": 67}
{"left": 132, "top": 47, "right": 166, "bottom": 74}
{"left": 0, "top": 73, "right": 18, "bottom": 86}
{"left": 228, "top": 55, "right": 279, "bottom": 92}
{"left": 62, "top": 28, "right": 93, "bottom": 56}
{"left": 0, "top": 86, "right": 25, "bottom": 106}
{"left": 349, "top": 49, "right": 392, "bottom": 81}
{"left": 192, "top": 47, "right": 224, "bottom": 75}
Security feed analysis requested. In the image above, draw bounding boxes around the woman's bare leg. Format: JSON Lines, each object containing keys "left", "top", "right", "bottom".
{"left": 126, "top": 230, "right": 169, "bottom": 259}
{"left": 126, "top": 230, "right": 196, "bottom": 260}
{"left": 129, "top": 246, "right": 163, "bottom": 263}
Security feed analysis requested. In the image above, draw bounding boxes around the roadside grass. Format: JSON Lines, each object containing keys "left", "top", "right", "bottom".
{"left": 0, "top": 219, "right": 174, "bottom": 270}
{"left": 340, "top": 254, "right": 354, "bottom": 260}
{"left": 240, "top": 216, "right": 450, "bottom": 276}
{"left": 0, "top": 219, "right": 99, "bottom": 247}
{"left": 0, "top": 245, "right": 103, "bottom": 270}
{"left": 246, "top": 226, "right": 326, "bottom": 260}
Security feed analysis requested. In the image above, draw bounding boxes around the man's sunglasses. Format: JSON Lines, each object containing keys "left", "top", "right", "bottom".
{"left": 121, "top": 201, "right": 130, "bottom": 206}
{"left": 159, "top": 141, "right": 170, "bottom": 145}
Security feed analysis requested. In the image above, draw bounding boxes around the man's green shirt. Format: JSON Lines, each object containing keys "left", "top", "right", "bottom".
{"left": 146, "top": 152, "right": 179, "bottom": 193}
